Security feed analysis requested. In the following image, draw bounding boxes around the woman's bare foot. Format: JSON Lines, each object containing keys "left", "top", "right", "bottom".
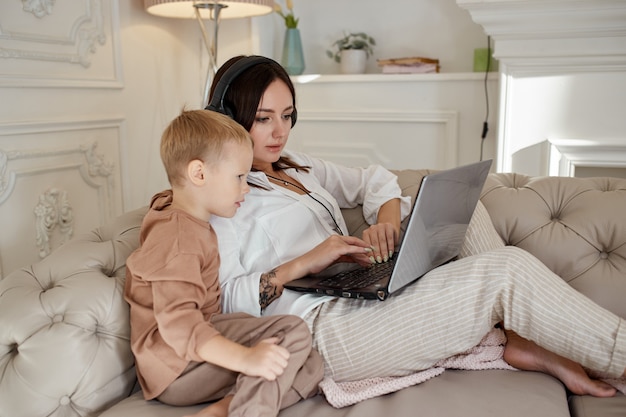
{"left": 503, "top": 329, "right": 616, "bottom": 397}
{"left": 183, "top": 395, "right": 232, "bottom": 417}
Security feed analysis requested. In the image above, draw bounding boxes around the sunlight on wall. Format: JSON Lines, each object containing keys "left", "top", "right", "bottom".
{"left": 508, "top": 71, "right": 626, "bottom": 176}
{"left": 508, "top": 75, "right": 573, "bottom": 157}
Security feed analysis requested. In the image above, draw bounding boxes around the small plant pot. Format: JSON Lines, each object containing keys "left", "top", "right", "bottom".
{"left": 340, "top": 49, "right": 367, "bottom": 74}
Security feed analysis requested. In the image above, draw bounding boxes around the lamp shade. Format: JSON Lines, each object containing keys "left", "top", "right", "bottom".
{"left": 144, "top": 0, "right": 274, "bottom": 19}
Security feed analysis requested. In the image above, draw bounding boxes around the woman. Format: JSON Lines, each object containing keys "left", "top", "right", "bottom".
{"left": 208, "top": 55, "right": 625, "bottom": 396}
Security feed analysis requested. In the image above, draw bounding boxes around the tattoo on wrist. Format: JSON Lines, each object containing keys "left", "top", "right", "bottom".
{"left": 260, "top": 269, "right": 281, "bottom": 309}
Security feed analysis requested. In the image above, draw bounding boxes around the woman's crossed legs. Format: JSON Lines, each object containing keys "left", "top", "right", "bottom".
{"left": 305, "top": 247, "right": 626, "bottom": 390}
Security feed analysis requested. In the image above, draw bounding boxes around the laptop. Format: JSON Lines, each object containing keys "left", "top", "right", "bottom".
{"left": 284, "top": 159, "right": 492, "bottom": 301}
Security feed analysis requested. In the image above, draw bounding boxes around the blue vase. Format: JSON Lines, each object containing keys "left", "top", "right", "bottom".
{"left": 281, "top": 28, "right": 305, "bottom": 75}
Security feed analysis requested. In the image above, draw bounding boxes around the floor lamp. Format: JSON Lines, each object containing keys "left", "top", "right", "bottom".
{"left": 144, "top": 0, "right": 274, "bottom": 106}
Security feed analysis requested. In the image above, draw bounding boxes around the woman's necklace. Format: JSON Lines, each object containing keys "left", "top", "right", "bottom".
{"left": 265, "top": 173, "right": 307, "bottom": 192}
{"left": 264, "top": 171, "right": 344, "bottom": 236}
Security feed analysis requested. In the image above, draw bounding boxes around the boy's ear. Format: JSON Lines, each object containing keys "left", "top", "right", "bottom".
{"left": 187, "top": 159, "right": 206, "bottom": 185}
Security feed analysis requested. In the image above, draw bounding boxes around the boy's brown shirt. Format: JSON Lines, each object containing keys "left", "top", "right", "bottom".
{"left": 124, "top": 190, "right": 222, "bottom": 399}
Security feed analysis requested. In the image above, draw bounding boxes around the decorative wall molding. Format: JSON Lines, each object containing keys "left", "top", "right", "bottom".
{"left": 0, "top": 116, "right": 125, "bottom": 277}
{"left": 547, "top": 138, "right": 626, "bottom": 177}
{"left": 0, "top": 116, "right": 124, "bottom": 220}
{"left": 81, "top": 141, "right": 115, "bottom": 188}
{"left": 457, "top": 0, "right": 626, "bottom": 74}
{"left": 0, "top": 141, "right": 113, "bottom": 206}
{"left": 291, "top": 73, "right": 497, "bottom": 171}
{"left": 0, "top": 0, "right": 123, "bottom": 88}
{"left": 0, "top": 152, "right": 7, "bottom": 200}
{"left": 22, "top": 0, "right": 56, "bottom": 18}
{"left": 296, "top": 110, "right": 459, "bottom": 169}
{"left": 456, "top": 0, "right": 626, "bottom": 40}
{"left": 34, "top": 188, "right": 74, "bottom": 259}
{"left": 7, "top": 0, "right": 104, "bottom": 68}
{"left": 0, "top": 138, "right": 117, "bottom": 239}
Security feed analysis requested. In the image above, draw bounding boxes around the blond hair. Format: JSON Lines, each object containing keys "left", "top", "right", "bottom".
{"left": 160, "top": 109, "right": 252, "bottom": 187}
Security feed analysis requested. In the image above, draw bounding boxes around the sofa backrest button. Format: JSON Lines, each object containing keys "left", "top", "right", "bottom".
{"left": 599, "top": 252, "right": 609, "bottom": 259}
{"left": 59, "top": 396, "right": 70, "bottom": 406}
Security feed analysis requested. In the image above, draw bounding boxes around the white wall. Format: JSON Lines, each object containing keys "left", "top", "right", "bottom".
{"left": 0, "top": 0, "right": 491, "bottom": 275}
{"left": 264, "top": 0, "right": 489, "bottom": 74}
{"left": 0, "top": 0, "right": 210, "bottom": 275}
{"left": 505, "top": 72, "right": 626, "bottom": 157}
{"left": 290, "top": 73, "right": 498, "bottom": 170}
{"left": 458, "top": 0, "right": 626, "bottom": 177}
{"left": 1, "top": 0, "right": 489, "bottom": 212}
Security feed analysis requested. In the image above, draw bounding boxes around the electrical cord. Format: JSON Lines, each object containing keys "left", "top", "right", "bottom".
{"left": 480, "top": 35, "right": 491, "bottom": 162}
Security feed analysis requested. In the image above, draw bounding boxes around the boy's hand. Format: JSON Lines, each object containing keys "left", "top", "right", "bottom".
{"left": 240, "top": 337, "right": 290, "bottom": 380}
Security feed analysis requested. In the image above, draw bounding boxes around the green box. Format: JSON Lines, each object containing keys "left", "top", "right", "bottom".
{"left": 473, "top": 48, "right": 498, "bottom": 72}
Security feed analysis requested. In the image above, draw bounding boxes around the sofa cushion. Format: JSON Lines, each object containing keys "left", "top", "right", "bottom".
{"left": 0, "top": 207, "right": 146, "bottom": 417}
{"left": 480, "top": 173, "right": 626, "bottom": 319}
{"left": 569, "top": 393, "right": 626, "bottom": 417}
{"left": 342, "top": 169, "right": 429, "bottom": 238}
{"left": 100, "top": 370, "right": 571, "bottom": 417}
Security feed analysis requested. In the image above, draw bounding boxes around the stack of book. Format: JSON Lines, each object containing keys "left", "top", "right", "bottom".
{"left": 377, "top": 57, "right": 440, "bottom": 74}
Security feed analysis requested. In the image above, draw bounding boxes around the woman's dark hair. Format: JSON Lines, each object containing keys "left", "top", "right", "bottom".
{"left": 209, "top": 55, "right": 309, "bottom": 173}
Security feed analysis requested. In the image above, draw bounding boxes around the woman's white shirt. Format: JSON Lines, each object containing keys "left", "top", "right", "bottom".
{"left": 210, "top": 150, "right": 412, "bottom": 318}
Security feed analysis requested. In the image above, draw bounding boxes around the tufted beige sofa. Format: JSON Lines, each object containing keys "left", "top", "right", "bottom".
{"left": 1, "top": 170, "right": 625, "bottom": 417}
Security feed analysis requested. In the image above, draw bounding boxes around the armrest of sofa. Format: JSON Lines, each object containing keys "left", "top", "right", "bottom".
{"left": 344, "top": 169, "right": 626, "bottom": 322}
{"left": 0, "top": 206, "right": 148, "bottom": 417}
{"left": 481, "top": 173, "right": 626, "bottom": 319}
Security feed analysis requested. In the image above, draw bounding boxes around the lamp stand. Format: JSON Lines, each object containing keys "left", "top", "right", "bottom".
{"left": 194, "top": 3, "right": 227, "bottom": 106}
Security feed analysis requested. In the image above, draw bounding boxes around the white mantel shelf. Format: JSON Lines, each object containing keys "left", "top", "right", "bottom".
{"left": 292, "top": 73, "right": 494, "bottom": 84}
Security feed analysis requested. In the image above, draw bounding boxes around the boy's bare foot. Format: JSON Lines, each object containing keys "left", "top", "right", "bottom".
{"left": 183, "top": 395, "right": 232, "bottom": 417}
{"left": 503, "top": 330, "right": 616, "bottom": 397}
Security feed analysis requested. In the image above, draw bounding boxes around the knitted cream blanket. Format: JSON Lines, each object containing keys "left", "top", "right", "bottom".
{"left": 318, "top": 328, "right": 626, "bottom": 408}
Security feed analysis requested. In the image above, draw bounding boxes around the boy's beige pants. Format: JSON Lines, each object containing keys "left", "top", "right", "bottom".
{"left": 157, "top": 313, "right": 323, "bottom": 417}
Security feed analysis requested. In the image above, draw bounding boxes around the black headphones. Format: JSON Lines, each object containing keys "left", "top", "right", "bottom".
{"left": 205, "top": 55, "right": 297, "bottom": 128}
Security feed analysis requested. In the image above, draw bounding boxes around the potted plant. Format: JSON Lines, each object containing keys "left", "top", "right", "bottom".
{"left": 326, "top": 32, "right": 376, "bottom": 74}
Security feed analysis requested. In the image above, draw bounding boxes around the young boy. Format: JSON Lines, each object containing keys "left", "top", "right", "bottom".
{"left": 124, "top": 109, "right": 323, "bottom": 417}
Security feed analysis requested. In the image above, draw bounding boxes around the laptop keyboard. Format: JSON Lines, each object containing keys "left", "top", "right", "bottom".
{"left": 317, "top": 259, "right": 395, "bottom": 289}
